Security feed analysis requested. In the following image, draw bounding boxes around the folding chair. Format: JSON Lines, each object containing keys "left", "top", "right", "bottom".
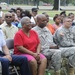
{"left": 6, "top": 39, "right": 20, "bottom": 75}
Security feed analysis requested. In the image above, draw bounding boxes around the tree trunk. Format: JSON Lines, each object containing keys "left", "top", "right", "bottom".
{"left": 53, "top": 0, "right": 59, "bottom": 10}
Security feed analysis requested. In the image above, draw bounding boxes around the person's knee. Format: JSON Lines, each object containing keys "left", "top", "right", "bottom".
{"left": 20, "top": 56, "right": 28, "bottom": 61}
{"left": 41, "top": 58, "right": 47, "bottom": 63}
{"left": 54, "top": 50, "right": 61, "bottom": 58}
{"left": 1, "top": 58, "right": 10, "bottom": 67}
{"left": 30, "top": 59, "right": 37, "bottom": 65}
{"left": 29, "top": 59, "right": 37, "bottom": 74}
{"left": 20, "top": 56, "right": 28, "bottom": 63}
{"left": 12, "top": 55, "right": 28, "bottom": 62}
{"left": 2, "top": 58, "right": 9, "bottom": 63}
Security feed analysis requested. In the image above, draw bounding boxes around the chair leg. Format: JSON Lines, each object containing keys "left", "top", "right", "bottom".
{"left": 13, "top": 66, "right": 19, "bottom": 75}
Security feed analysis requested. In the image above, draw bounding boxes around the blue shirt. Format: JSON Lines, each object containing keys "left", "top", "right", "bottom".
{"left": 0, "top": 29, "right": 6, "bottom": 51}
{"left": 18, "top": 23, "right": 22, "bottom": 28}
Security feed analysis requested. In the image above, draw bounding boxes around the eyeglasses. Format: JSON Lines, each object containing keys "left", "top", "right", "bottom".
{"left": 66, "top": 21, "right": 72, "bottom": 22}
{"left": 5, "top": 16, "right": 12, "bottom": 18}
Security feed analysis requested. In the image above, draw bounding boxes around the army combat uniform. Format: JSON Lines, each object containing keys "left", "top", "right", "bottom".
{"left": 54, "top": 26, "right": 75, "bottom": 68}
{"left": 32, "top": 26, "right": 61, "bottom": 71}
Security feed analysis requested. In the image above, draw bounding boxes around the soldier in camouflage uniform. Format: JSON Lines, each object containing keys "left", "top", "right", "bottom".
{"left": 54, "top": 17, "right": 75, "bottom": 75}
{"left": 32, "top": 14, "right": 61, "bottom": 75}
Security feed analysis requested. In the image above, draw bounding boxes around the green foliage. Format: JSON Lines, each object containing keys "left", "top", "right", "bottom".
{"left": 0, "top": 0, "right": 75, "bottom": 5}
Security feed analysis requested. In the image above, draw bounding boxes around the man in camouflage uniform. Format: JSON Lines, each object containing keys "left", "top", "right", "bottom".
{"left": 54, "top": 17, "right": 75, "bottom": 75}
{"left": 32, "top": 14, "right": 61, "bottom": 75}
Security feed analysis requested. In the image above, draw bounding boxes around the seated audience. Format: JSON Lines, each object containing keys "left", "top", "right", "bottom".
{"left": 0, "top": 17, "right": 4, "bottom": 25}
{"left": 15, "top": 7, "right": 23, "bottom": 22}
{"left": 42, "top": 12, "right": 55, "bottom": 35}
{"left": 52, "top": 14, "right": 62, "bottom": 32}
{"left": 54, "top": 17, "right": 75, "bottom": 75}
{"left": 31, "top": 8, "right": 38, "bottom": 25}
{"left": 60, "top": 11, "right": 66, "bottom": 24}
{"left": 68, "top": 13, "right": 75, "bottom": 26}
{"left": 14, "top": 17, "right": 47, "bottom": 75}
{"left": 18, "top": 10, "right": 36, "bottom": 29}
{"left": 31, "top": 8, "right": 38, "bottom": 17}
{"left": 0, "top": 29, "right": 31, "bottom": 75}
{"left": 2, "top": 12, "right": 18, "bottom": 39}
{"left": 32, "top": 14, "right": 61, "bottom": 75}
{"left": 0, "top": 6, "right": 5, "bottom": 18}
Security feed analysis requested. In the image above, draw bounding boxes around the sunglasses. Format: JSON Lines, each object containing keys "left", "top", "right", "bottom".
{"left": 5, "top": 16, "right": 12, "bottom": 18}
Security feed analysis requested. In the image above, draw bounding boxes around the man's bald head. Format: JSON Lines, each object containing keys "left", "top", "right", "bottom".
{"left": 36, "top": 14, "right": 47, "bottom": 28}
{"left": 36, "top": 14, "right": 46, "bottom": 22}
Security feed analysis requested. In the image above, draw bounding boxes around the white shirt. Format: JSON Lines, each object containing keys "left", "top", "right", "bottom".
{"left": 0, "top": 29, "right": 6, "bottom": 51}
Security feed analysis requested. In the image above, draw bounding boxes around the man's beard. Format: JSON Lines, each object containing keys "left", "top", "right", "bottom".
{"left": 39, "top": 24, "right": 46, "bottom": 28}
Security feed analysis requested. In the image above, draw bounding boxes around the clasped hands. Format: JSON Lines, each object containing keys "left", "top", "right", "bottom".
{"left": 33, "top": 53, "right": 41, "bottom": 64}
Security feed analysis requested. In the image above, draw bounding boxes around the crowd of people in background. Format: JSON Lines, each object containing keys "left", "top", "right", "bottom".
{"left": 0, "top": 6, "right": 75, "bottom": 75}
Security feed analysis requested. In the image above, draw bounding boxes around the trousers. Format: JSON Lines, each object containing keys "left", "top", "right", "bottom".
{"left": 0, "top": 54, "right": 31, "bottom": 75}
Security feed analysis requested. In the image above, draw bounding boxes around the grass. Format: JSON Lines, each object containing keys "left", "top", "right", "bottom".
{"left": 39, "top": 10, "right": 75, "bottom": 17}
{"left": 3, "top": 9, "right": 75, "bottom": 24}
{"left": 38, "top": 10, "right": 75, "bottom": 24}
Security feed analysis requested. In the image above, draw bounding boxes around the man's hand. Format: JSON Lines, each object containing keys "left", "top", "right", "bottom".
{"left": 3, "top": 55, "right": 12, "bottom": 61}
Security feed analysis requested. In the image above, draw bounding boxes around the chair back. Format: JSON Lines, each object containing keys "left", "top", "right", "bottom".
{"left": 6, "top": 39, "right": 14, "bottom": 49}
{"left": 6, "top": 39, "right": 14, "bottom": 54}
